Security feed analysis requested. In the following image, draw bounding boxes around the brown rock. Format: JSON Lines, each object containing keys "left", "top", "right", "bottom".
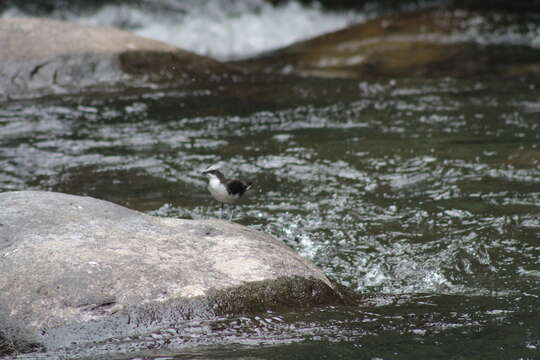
{"left": 236, "top": 10, "right": 540, "bottom": 79}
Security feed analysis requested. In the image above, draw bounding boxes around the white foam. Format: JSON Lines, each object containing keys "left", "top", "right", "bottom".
{"left": 138, "top": 1, "right": 363, "bottom": 60}
{"left": 8, "top": 0, "right": 362, "bottom": 61}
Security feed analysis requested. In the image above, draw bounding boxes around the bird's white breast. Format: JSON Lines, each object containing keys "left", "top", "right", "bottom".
{"left": 208, "top": 177, "right": 237, "bottom": 204}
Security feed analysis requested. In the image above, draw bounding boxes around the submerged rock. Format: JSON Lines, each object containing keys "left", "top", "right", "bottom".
{"left": 236, "top": 9, "right": 540, "bottom": 79}
{"left": 0, "top": 191, "right": 346, "bottom": 356}
{"left": 0, "top": 18, "right": 233, "bottom": 101}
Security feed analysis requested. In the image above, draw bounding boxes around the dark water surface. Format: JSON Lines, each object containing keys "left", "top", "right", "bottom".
{"left": 1, "top": 75, "right": 539, "bottom": 359}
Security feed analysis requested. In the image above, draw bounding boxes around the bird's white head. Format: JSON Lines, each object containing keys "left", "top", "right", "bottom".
{"left": 201, "top": 168, "right": 224, "bottom": 181}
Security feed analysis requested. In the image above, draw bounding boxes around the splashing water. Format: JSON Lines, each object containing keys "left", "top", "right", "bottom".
{"left": 1, "top": 0, "right": 364, "bottom": 60}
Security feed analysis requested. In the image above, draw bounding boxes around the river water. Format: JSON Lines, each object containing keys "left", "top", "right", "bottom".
{"left": 1, "top": 1, "right": 540, "bottom": 359}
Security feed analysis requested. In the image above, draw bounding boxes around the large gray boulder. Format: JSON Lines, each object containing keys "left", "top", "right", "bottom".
{"left": 0, "top": 18, "right": 232, "bottom": 101}
{"left": 0, "top": 191, "right": 345, "bottom": 355}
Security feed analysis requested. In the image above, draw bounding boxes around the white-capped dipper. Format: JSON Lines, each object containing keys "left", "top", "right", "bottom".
{"left": 202, "top": 168, "right": 252, "bottom": 220}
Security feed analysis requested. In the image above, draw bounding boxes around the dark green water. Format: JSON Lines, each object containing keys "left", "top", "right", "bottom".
{"left": 1, "top": 75, "right": 539, "bottom": 359}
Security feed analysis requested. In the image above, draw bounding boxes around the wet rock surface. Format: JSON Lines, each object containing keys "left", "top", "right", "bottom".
{"left": 236, "top": 9, "right": 540, "bottom": 79}
{"left": 0, "top": 191, "right": 345, "bottom": 355}
{"left": 0, "top": 18, "right": 233, "bottom": 101}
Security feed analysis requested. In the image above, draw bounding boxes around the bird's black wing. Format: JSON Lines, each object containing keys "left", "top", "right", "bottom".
{"left": 226, "top": 180, "right": 250, "bottom": 196}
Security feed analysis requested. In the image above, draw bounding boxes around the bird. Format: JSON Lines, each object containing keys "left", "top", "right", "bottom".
{"left": 202, "top": 168, "right": 252, "bottom": 221}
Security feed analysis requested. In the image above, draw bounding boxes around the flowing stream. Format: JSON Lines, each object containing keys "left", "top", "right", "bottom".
{"left": 2, "top": 75, "right": 539, "bottom": 360}
{"left": 1, "top": 1, "right": 539, "bottom": 359}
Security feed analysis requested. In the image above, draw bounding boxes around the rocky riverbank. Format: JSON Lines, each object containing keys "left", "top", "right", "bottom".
{"left": 2, "top": 9, "right": 540, "bottom": 101}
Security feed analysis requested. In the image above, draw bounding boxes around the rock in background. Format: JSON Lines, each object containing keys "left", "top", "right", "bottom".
{"left": 235, "top": 9, "right": 540, "bottom": 79}
{"left": 0, "top": 18, "right": 234, "bottom": 101}
{"left": 0, "top": 191, "right": 347, "bottom": 355}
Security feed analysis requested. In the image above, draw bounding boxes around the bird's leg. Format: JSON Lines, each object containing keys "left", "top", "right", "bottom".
{"left": 220, "top": 203, "right": 224, "bottom": 219}
{"left": 229, "top": 206, "right": 234, "bottom": 221}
